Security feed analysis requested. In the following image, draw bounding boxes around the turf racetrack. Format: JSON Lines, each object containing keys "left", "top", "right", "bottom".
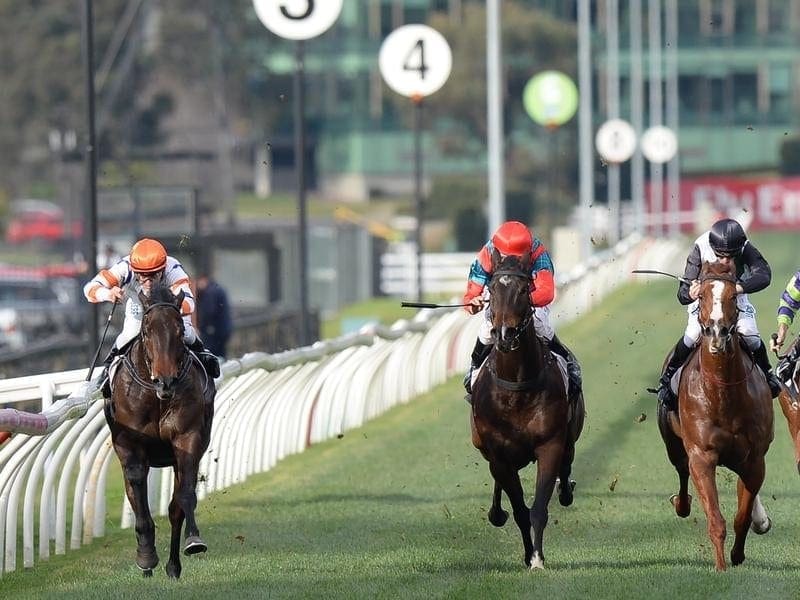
{"left": 4, "top": 231, "right": 800, "bottom": 599}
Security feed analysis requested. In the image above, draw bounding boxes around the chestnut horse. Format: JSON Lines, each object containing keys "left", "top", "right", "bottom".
{"left": 470, "top": 251, "right": 585, "bottom": 569}
{"left": 105, "top": 282, "right": 215, "bottom": 578}
{"left": 773, "top": 336, "right": 800, "bottom": 472}
{"left": 657, "top": 260, "right": 773, "bottom": 571}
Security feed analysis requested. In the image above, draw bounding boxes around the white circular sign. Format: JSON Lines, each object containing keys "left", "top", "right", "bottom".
{"left": 379, "top": 25, "right": 452, "bottom": 99}
{"left": 252, "top": 0, "right": 343, "bottom": 41}
{"left": 641, "top": 125, "right": 678, "bottom": 164}
{"left": 595, "top": 119, "right": 637, "bottom": 164}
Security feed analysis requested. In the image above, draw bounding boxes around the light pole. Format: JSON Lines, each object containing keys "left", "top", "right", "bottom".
{"left": 83, "top": 0, "right": 99, "bottom": 351}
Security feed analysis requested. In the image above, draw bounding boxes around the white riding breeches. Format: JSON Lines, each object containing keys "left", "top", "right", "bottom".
{"left": 683, "top": 293, "right": 760, "bottom": 351}
{"left": 478, "top": 305, "right": 554, "bottom": 345}
{"left": 114, "top": 297, "right": 198, "bottom": 349}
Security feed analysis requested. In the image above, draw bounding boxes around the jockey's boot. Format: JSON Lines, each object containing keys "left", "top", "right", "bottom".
{"left": 753, "top": 339, "right": 781, "bottom": 398}
{"left": 657, "top": 337, "right": 693, "bottom": 411}
{"left": 188, "top": 338, "right": 221, "bottom": 379}
{"left": 463, "top": 339, "right": 492, "bottom": 396}
{"left": 99, "top": 347, "right": 118, "bottom": 399}
{"left": 549, "top": 334, "right": 582, "bottom": 396}
{"left": 777, "top": 345, "right": 799, "bottom": 383}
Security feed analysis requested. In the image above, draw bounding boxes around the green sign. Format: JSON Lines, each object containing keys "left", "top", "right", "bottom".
{"left": 523, "top": 71, "right": 578, "bottom": 128}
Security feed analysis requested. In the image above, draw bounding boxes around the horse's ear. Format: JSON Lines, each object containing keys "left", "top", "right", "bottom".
{"left": 138, "top": 289, "right": 148, "bottom": 305}
{"left": 175, "top": 289, "right": 185, "bottom": 308}
{"left": 491, "top": 246, "right": 502, "bottom": 269}
{"left": 520, "top": 251, "right": 533, "bottom": 272}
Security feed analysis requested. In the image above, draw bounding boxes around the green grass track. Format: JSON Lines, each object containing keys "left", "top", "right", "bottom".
{"left": 4, "top": 231, "right": 800, "bottom": 598}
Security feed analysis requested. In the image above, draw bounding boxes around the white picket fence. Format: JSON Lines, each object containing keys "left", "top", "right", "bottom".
{"left": 0, "top": 234, "right": 684, "bottom": 575}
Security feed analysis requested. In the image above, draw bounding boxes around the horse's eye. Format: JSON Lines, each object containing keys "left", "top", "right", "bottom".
{"left": 703, "top": 326, "right": 712, "bottom": 336}
{"left": 719, "top": 326, "right": 729, "bottom": 337}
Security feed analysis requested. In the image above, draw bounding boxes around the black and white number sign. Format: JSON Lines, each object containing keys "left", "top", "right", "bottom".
{"left": 252, "top": 0, "right": 342, "bottom": 40}
{"left": 379, "top": 25, "right": 452, "bottom": 99}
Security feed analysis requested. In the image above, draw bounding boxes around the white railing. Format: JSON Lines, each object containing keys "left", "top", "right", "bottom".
{"left": 0, "top": 234, "right": 685, "bottom": 575}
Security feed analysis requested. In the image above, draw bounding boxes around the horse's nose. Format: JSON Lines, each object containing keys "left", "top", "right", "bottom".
{"left": 154, "top": 376, "right": 177, "bottom": 397}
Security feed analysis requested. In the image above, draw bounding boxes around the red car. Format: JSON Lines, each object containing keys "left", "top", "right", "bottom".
{"left": 5, "top": 200, "right": 82, "bottom": 245}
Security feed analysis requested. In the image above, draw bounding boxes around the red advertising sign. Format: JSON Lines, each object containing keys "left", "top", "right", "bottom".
{"left": 647, "top": 176, "right": 800, "bottom": 230}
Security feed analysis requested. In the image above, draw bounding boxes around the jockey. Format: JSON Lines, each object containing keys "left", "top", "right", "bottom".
{"left": 83, "top": 238, "right": 221, "bottom": 392}
{"left": 770, "top": 270, "right": 800, "bottom": 382}
{"left": 656, "top": 218, "right": 780, "bottom": 411}
{"left": 462, "top": 220, "right": 581, "bottom": 398}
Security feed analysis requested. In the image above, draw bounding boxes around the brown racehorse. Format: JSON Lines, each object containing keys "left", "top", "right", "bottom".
{"left": 470, "top": 250, "right": 585, "bottom": 569}
{"left": 773, "top": 337, "right": 800, "bottom": 472}
{"left": 105, "top": 282, "right": 215, "bottom": 578}
{"left": 657, "top": 260, "right": 773, "bottom": 571}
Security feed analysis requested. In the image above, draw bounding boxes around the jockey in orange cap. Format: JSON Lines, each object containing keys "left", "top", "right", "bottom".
{"left": 462, "top": 221, "right": 581, "bottom": 400}
{"left": 83, "top": 238, "right": 221, "bottom": 394}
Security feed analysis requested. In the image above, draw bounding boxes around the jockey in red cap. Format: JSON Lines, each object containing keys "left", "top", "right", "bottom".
{"left": 461, "top": 221, "right": 581, "bottom": 400}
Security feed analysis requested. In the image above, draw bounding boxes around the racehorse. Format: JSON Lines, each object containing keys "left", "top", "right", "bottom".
{"left": 657, "top": 260, "right": 773, "bottom": 571}
{"left": 104, "top": 282, "right": 215, "bottom": 578}
{"left": 772, "top": 336, "right": 800, "bottom": 473}
{"left": 470, "top": 250, "right": 585, "bottom": 569}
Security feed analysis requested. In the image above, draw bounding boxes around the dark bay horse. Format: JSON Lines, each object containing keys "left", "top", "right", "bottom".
{"left": 105, "top": 282, "right": 215, "bottom": 578}
{"left": 470, "top": 250, "right": 585, "bottom": 569}
{"left": 657, "top": 260, "right": 773, "bottom": 571}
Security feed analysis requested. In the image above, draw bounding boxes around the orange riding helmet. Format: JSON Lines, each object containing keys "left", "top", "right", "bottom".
{"left": 491, "top": 221, "right": 532, "bottom": 257}
{"left": 130, "top": 238, "right": 167, "bottom": 273}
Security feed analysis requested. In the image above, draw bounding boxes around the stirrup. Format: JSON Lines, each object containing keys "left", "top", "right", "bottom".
{"left": 463, "top": 367, "right": 473, "bottom": 394}
{"left": 657, "top": 384, "right": 677, "bottom": 412}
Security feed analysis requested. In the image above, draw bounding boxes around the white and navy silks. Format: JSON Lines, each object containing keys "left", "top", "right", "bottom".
{"left": 677, "top": 231, "right": 771, "bottom": 353}
{"left": 83, "top": 255, "right": 200, "bottom": 350}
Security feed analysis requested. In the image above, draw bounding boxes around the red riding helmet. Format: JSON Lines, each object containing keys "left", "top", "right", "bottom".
{"left": 130, "top": 238, "right": 167, "bottom": 273}
{"left": 491, "top": 221, "right": 532, "bottom": 257}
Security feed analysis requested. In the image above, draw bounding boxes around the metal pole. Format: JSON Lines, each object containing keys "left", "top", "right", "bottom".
{"left": 577, "top": 0, "right": 594, "bottom": 261}
{"left": 486, "top": 0, "right": 505, "bottom": 235}
{"left": 648, "top": 0, "right": 664, "bottom": 236}
{"left": 606, "top": 0, "right": 621, "bottom": 244}
{"left": 83, "top": 0, "right": 99, "bottom": 350}
{"left": 665, "top": 0, "right": 680, "bottom": 237}
{"left": 294, "top": 40, "right": 311, "bottom": 345}
{"left": 630, "top": 0, "right": 645, "bottom": 236}
{"left": 414, "top": 98, "right": 424, "bottom": 303}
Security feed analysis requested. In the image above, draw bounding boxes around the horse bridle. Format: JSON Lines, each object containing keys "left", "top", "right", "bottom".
{"left": 695, "top": 271, "right": 758, "bottom": 386}
{"left": 489, "top": 267, "right": 533, "bottom": 351}
{"left": 697, "top": 272, "right": 740, "bottom": 346}
{"left": 125, "top": 301, "right": 192, "bottom": 391}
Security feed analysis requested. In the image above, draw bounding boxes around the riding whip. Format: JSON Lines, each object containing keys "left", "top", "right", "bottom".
{"left": 85, "top": 300, "right": 119, "bottom": 382}
{"left": 631, "top": 269, "right": 691, "bottom": 285}
{"left": 401, "top": 301, "right": 469, "bottom": 309}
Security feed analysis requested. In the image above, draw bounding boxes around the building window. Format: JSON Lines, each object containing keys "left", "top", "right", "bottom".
{"left": 768, "top": 0, "right": 790, "bottom": 33}
{"left": 732, "top": 72, "right": 758, "bottom": 118}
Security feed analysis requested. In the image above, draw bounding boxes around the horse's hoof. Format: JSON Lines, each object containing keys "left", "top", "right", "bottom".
{"left": 184, "top": 535, "right": 208, "bottom": 555}
{"left": 488, "top": 508, "right": 508, "bottom": 527}
{"left": 141, "top": 568, "right": 154, "bottom": 578}
{"left": 528, "top": 552, "right": 545, "bottom": 570}
{"left": 557, "top": 478, "right": 576, "bottom": 506}
{"left": 136, "top": 550, "right": 159, "bottom": 571}
{"left": 166, "top": 562, "right": 182, "bottom": 579}
{"left": 670, "top": 493, "right": 691, "bottom": 518}
{"left": 751, "top": 517, "right": 772, "bottom": 535}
